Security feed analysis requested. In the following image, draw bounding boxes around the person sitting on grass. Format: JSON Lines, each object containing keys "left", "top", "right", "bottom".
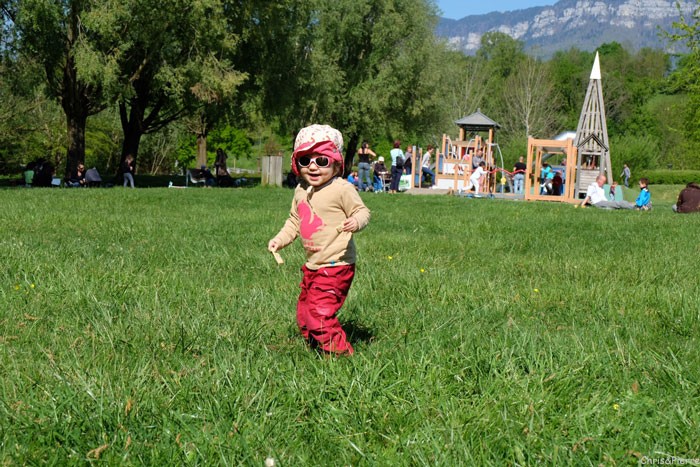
{"left": 579, "top": 174, "right": 634, "bottom": 209}
{"left": 347, "top": 170, "right": 360, "bottom": 190}
{"left": 268, "top": 124, "right": 371, "bottom": 356}
{"left": 67, "top": 163, "right": 87, "bottom": 188}
{"left": 635, "top": 178, "right": 652, "bottom": 211}
{"left": 672, "top": 182, "right": 700, "bottom": 213}
{"left": 200, "top": 165, "right": 215, "bottom": 187}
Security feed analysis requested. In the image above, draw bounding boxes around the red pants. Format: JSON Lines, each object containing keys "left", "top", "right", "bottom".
{"left": 297, "top": 264, "right": 355, "bottom": 355}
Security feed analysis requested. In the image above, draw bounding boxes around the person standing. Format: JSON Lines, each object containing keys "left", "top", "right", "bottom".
{"left": 472, "top": 148, "right": 484, "bottom": 170}
{"left": 620, "top": 163, "right": 631, "bottom": 188}
{"left": 389, "top": 140, "right": 404, "bottom": 193}
{"left": 404, "top": 145, "right": 414, "bottom": 176}
{"left": 268, "top": 124, "right": 370, "bottom": 355}
{"left": 122, "top": 154, "right": 135, "bottom": 188}
{"left": 420, "top": 144, "right": 437, "bottom": 188}
{"left": 512, "top": 156, "right": 526, "bottom": 194}
{"left": 356, "top": 141, "right": 376, "bottom": 192}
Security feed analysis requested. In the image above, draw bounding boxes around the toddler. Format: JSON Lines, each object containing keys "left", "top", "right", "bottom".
{"left": 268, "top": 125, "right": 370, "bottom": 355}
{"left": 635, "top": 177, "right": 652, "bottom": 210}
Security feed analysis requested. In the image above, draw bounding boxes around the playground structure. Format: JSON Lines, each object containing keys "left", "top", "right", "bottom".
{"left": 406, "top": 109, "right": 503, "bottom": 192}
{"left": 402, "top": 51, "right": 610, "bottom": 200}
{"left": 573, "top": 52, "right": 612, "bottom": 198}
{"left": 524, "top": 137, "right": 578, "bottom": 203}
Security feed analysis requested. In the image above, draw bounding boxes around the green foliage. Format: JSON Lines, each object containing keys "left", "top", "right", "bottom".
{"left": 1, "top": 189, "right": 699, "bottom": 463}
{"left": 477, "top": 31, "right": 525, "bottom": 80}
{"left": 208, "top": 126, "right": 253, "bottom": 162}
{"left": 84, "top": 110, "right": 122, "bottom": 175}
{"left": 0, "top": 55, "right": 67, "bottom": 173}
{"left": 610, "top": 134, "right": 660, "bottom": 176}
{"left": 290, "top": 0, "right": 452, "bottom": 161}
{"left": 599, "top": 43, "right": 669, "bottom": 135}
{"left": 3, "top": 0, "right": 700, "bottom": 177}
{"left": 76, "top": 0, "right": 246, "bottom": 160}
{"left": 662, "top": 1, "right": 700, "bottom": 163}
{"left": 548, "top": 48, "right": 594, "bottom": 129}
{"left": 635, "top": 169, "right": 700, "bottom": 185}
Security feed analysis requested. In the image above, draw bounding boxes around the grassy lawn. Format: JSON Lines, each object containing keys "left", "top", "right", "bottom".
{"left": 1, "top": 186, "right": 699, "bottom": 464}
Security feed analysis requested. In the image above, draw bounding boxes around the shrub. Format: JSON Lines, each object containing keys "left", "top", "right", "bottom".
{"left": 635, "top": 169, "right": 700, "bottom": 185}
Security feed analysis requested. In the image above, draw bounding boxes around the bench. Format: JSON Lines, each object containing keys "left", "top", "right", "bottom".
{"left": 186, "top": 169, "right": 207, "bottom": 187}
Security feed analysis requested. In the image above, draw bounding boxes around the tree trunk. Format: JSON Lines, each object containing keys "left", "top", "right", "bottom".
{"left": 61, "top": 37, "right": 89, "bottom": 180}
{"left": 118, "top": 99, "right": 146, "bottom": 179}
{"left": 344, "top": 133, "right": 359, "bottom": 177}
{"left": 196, "top": 133, "right": 207, "bottom": 168}
{"left": 64, "top": 112, "right": 87, "bottom": 180}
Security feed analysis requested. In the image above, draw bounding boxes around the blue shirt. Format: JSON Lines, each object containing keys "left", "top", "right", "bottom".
{"left": 635, "top": 187, "right": 651, "bottom": 207}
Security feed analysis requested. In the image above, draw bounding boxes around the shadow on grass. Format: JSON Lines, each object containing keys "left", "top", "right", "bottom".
{"left": 344, "top": 320, "right": 375, "bottom": 345}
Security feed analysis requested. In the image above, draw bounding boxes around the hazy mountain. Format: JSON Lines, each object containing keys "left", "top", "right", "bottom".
{"left": 435, "top": 0, "right": 695, "bottom": 57}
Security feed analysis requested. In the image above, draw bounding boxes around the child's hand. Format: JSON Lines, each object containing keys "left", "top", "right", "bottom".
{"left": 268, "top": 239, "right": 280, "bottom": 252}
{"left": 340, "top": 217, "right": 359, "bottom": 232}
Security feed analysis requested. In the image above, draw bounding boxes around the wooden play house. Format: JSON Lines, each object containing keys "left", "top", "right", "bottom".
{"left": 411, "top": 109, "right": 501, "bottom": 191}
{"left": 574, "top": 52, "right": 612, "bottom": 198}
{"left": 524, "top": 137, "right": 578, "bottom": 203}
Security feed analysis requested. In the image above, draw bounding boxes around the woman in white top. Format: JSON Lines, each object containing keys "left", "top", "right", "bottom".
{"left": 420, "top": 144, "right": 436, "bottom": 188}
{"left": 389, "top": 140, "right": 404, "bottom": 193}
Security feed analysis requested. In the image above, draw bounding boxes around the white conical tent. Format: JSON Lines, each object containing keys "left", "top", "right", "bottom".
{"left": 574, "top": 52, "right": 612, "bottom": 197}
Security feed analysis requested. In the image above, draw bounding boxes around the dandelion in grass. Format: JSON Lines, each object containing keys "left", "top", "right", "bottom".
{"left": 613, "top": 403, "right": 620, "bottom": 411}
{"left": 14, "top": 284, "right": 20, "bottom": 291}
{"left": 534, "top": 288, "right": 539, "bottom": 293}
{"left": 30, "top": 283, "right": 35, "bottom": 289}
{"left": 387, "top": 256, "right": 393, "bottom": 260}
{"left": 420, "top": 268, "right": 425, "bottom": 273}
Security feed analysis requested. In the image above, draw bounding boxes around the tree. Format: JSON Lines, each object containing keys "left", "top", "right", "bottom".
{"left": 502, "top": 56, "right": 560, "bottom": 140}
{"left": 286, "top": 0, "right": 453, "bottom": 171}
{"left": 444, "top": 52, "right": 490, "bottom": 125}
{"left": 663, "top": 1, "right": 700, "bottom": 144}
{"left": 15, "top": 0, "right": 105, "bottom": 178}
{"left": 76, "top": 0, "right": 246, "bottom": 173}
{"left": 477, "top": 31, "right": 525, "bottom": 81}
{"left": 548, "top": 48, "right": 594, "bottom": 129}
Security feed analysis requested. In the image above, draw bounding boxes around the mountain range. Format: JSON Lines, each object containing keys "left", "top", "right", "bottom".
{"left": 435, "top": 0, "right": 695, "bottom": 57}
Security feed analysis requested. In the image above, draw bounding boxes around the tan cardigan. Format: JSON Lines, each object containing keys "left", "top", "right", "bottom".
{"left": 272, "top": 178, "right": 371, "bottom": 269}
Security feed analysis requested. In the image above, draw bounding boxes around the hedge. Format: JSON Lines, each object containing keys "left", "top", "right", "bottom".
{"left": 634, "top": 170, "right": 700, "bottom": 185}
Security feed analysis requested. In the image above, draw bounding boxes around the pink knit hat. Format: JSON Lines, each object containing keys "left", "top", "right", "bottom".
{"left": 291, "top": 124, "right": 344, "bottom": 175}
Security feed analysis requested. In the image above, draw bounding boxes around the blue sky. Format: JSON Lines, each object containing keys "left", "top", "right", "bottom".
{"left": 436, "top": 0, "right": 559, "bottom": 19}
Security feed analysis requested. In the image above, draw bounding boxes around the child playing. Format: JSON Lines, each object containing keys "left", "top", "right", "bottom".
{"left": 635, "top": 177, "right": 652, "bottom": 211}
{"left": 465, "top": 161, "right": 489, "bottom": 197}
{"left": 609, "top": 181, "right": 618, "bottom": 201}
{"left": 268, "top": 124, "right": 371, "bottom": 355}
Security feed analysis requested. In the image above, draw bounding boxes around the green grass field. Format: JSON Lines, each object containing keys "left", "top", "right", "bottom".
{"left": 1, "top": 186, "right": 699, "bottom": 465}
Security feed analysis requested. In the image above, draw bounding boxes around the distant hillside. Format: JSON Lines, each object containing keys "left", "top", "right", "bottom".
{"left": 435, "top": 0, "right": 695, "bottom": 57}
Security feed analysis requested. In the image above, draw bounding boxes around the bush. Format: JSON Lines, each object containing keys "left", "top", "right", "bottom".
{"left": 610, "top": 134, "right": 659, "bottom": 177}
{"left": 635, "top": 169, "right": 700, "bottom": 185}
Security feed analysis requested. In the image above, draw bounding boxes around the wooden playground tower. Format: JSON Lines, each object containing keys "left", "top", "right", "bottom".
{"left": 524, "top": 51, "right": 610, "bottom": 203}
{"left": 415, "top": 109, "right": 501, "bottom": 192}
{"left": 574, "top": 51, "right": 612, "bottom": 198}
